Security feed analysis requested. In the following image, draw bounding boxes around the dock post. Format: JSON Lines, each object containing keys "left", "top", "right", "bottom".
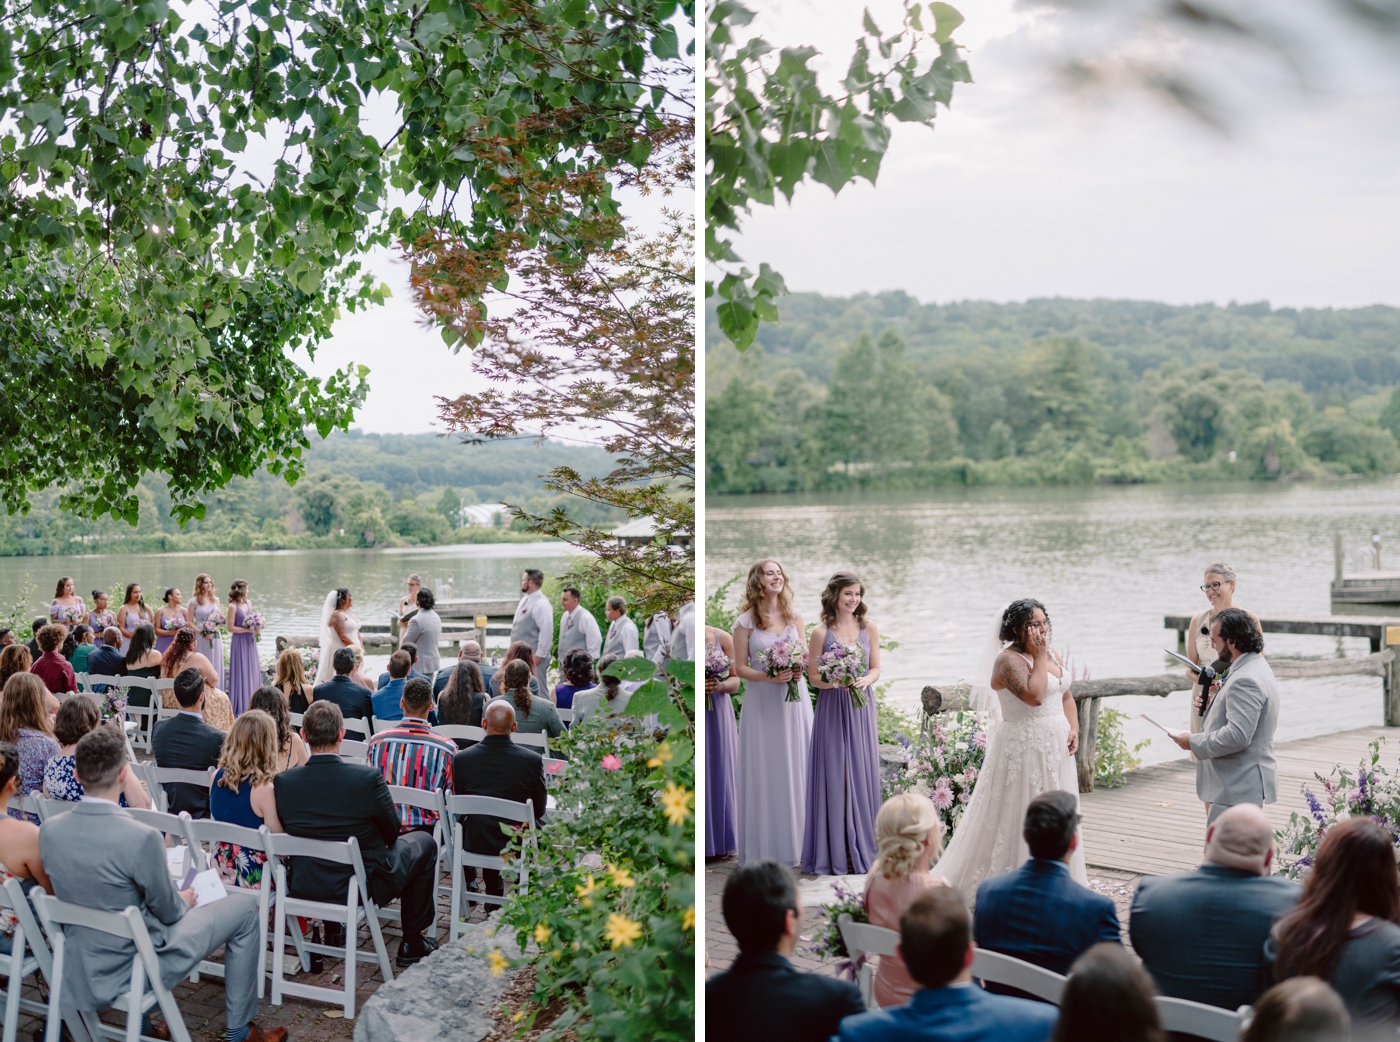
{"left": 1387, "top": 645, "right": 1400, "bottom": 728}
{"left": 1076, "top": 697, "right": 1100, "bottom": 793}
{"left": 1335, "top": 533, "right": 1344, "bottom": 584}
{"left": 1374, "top": 530, "right": 1383, "bottom": 571}
{"left": 1177, "top": 627, "right": 1187, "bottom": 653}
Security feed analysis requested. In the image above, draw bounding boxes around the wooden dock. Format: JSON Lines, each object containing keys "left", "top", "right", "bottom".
{"left": 1080, "top": 725, "right": 1399, "bottom": 877}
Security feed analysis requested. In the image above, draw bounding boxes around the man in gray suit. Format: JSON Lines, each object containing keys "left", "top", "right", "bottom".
{"left": 1169, "top": 607, "right": 1278, "bottom": 824}
{"left": 40, "top": 726, "right": 281, "bottom": 1042}
{"left": 402, "top": 587, "right": 443, "bottom": 677}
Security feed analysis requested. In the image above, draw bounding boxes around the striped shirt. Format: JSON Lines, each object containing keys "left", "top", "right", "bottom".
{"left": 367, "top": 718, "right": 456, "bottom": 830}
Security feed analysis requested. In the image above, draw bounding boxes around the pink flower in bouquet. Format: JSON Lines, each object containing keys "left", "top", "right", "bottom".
{"left": 930, "top": 781, "right": 954, "bottom": 811}
{"left": 704, "top": 643, "right": 732, "bottom": 710}
{"left": 974, "top": 731, "right": 987, "bottom": 748}
{"left": 756, "top": 635, "right": 808, "bottom": 702}
{"left": 601, "top": 755, "right": 623, "bottom": 771}
{"left": 817, "top": 641, "right": 869, "bottom": 708}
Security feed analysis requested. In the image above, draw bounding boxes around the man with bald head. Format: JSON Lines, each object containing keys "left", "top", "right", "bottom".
{"left": 437, "top": 640, "right": 493, "bottom": 696}
{"left": 1130, "top": 804, "right": 1299, "bottom": 1011}
{"left": 451, "top": 700, "right": 547, "bottom": 907}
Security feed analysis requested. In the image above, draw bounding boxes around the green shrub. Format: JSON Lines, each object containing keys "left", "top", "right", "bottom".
{"left": 1094, "top": 707, "right": 1149, "bottom": 788}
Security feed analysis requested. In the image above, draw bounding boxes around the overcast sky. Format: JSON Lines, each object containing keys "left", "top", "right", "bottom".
{"left": 724, "top": 0, "right": 1400, "bottom": 313}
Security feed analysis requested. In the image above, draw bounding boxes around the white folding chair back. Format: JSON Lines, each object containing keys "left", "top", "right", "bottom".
{"left": 265, "top": 832, "right": 394, "bottom": 1018}
{"left": 512, "top": 731, "right": 548, "bottom": 753}
{"left": 0, "top": 877, "right": 61, "bottom": 1042}
{"left": 387, "top": 786, "right": 451, "bottom": 904}
{"left": 556, "top": 708, "right": 574, "bottom": 724}
{"left": 436, "top": 725, "right": 484, "bottom": 743}
{"left": 6, "top": 795, "right": 44, "bottom": 823}
{"left": 971, "top": 948, "right": 1067, "bottom": 1005}
{"left": 180, "top": 818, "right": 278, "bottom": 998}
{"left": 541, "top": 757, "right": 568, "bottom": 784}
{"left": 288, "top": 712, "right": 304, "bottom": 729}
{"left": 372, "top": 716, "right": 398, "bottom": 734}
{"left": 120, "top": 697, "right": 159, "bottom": 754}
{"left": 123, "top": 806, "right": 203, "bottom": 880}
{"left": 1155, "top": 997, "right": 1250, "bottom": 1041}
{"left": 156, "top": 708, "right": 182, "bottom": 723}
{"left": 836, "top": 914, "right": 899, "bottom": 1009}
{"left": 34, "top": 893, "right": 194, "bottom": 1042}
{"left": 35, "top": 797, "right": 69, "bottom": 823}
{"left": 339, "top": 739, "right": 368, "bottom": 764}
{"left": 446, "top": 794, "right": 537, "bottom": 942}
{"left": 83, "top": 674, "right": 123, "bottom": 695}
{"left": 147, "top": 766, "right": 217, "bottom": 816}
{"left": 341, "top": 717, "right": 370, "bottom": 741}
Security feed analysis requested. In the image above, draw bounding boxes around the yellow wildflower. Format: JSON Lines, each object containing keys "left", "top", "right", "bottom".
{"left": 608, "top": 864, "right": 635, "bottom": 889}
{"left": 512, "top": 1011, "right": 525, "bottom": 1023}
{"left": 487, "top": 949, "right": 508, "bottom": 976}
{"left": 682, "top": 906, "right": 695, "bottom": 930}
{"left": 647, "top": 742, "right": 673, "bottom": 768}
{"left": 604, "top": 912, "right": 643, "bottom": 950}
{"left": 534, "top": 923, "right": 551, "bottom": 945}
{"left": 575, "top": 873, "right": 597, "bottom": 907}
{"left": 661, "top": 782, "right": 693, "bottom": 825}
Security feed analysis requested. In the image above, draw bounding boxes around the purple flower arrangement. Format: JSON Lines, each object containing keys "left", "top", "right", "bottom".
{"left": 1277, "top": 737, "right": 1400, "bottom": 879}
{"left": 244, "top": 612, "right": 265, "bottom": 640}
{"left": 704, "top": 642, "right": 731, "bottom": 712}
{"left": 756, "top": 634, "right": 807, "bottom": 701}
{"left": 198, "top": 611, "right": 226, "bottom": 640}
{"left": 817, "top": 641, "right": 869, "bottom": 708}
{"left": 899, "top": 710, "right": 989, "bottom": 841}
{"left": 806, "top": 880, "right": 868, "bottom": 961}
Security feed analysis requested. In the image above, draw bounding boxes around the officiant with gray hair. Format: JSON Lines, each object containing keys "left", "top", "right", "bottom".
{"left": 1170, "top": 607, "right": 1279, "bottom": 824}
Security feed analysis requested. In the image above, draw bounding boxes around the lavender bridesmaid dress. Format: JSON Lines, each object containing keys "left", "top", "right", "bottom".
{"left": 735, "top": 614, "right": 814, "bottom": 866}
{"left": 226, "top": 604, "right": 260, "bottom": 717}
{"left": 154, "top": 610, "right": 183, "bottom": 654}
{"left": 801, "top": 626, "right": 880, "bottom": 875}
{"left": 705, "top": 652, "right": 739, "bottom": 858}
{"left": 193, "top": 601, "right": 224, "bottom": 686}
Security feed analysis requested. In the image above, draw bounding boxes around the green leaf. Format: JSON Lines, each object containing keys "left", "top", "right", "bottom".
{"left": 928, "top": 1, "right": 963, "bottom": 43}
{"left": 223, "top": 130, "right": 248, "bottom": 152}
{"left": 604, "top": 657, "right": 658, "bottom": 682}
{"left": 862, "top": 8, "right": 881, "bottom": 36}
{"left": 665, "top": 660, "right": 695, "bottom": 686}
{"left": 623, "top": 678, "right": 671, "bottom": 715}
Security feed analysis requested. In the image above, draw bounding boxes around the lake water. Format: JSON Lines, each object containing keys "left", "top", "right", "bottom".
{"left": 0, "top": 542, "right": 574, "bottom": 671}
{"left": 705, "top": 478, "right": 1400, "bottom": 767}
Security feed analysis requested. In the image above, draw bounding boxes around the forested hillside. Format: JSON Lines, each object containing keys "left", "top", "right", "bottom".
{"left": 0, "top": 432, "right": 621, "bottom": 555}
{"left": 707, "top": 294, "right": 1400, "bottom": 493}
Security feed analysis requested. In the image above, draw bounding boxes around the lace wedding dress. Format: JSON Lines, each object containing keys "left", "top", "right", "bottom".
{"left": 316, "top": 592, "right": 361, "bottom": 685}
{"left": 933, "top": 657, "right": 1087, "bottom": 901}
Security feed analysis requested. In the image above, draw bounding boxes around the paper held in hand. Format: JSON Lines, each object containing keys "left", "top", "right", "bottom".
{"left": 180, "top": 866, "right": 227, "bottom": 908}
{"left": 1140, "top": 714, "right": 1176, "bottom": 736}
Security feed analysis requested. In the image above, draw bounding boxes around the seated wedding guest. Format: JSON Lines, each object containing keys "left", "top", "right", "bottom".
{"left": 160, "top": 627, "right": 233, "bottom": 731}
{"left": 451, "top": 700, "right": 546, "bottom": 904}
{"left": 368, "top": 677, "right": 455, "bottom": 834}
{"left": 373, "top": 650, "right": 413, "bottom": 723}
{"left": 975, "top": 791, "right": 1120, "bottom": 983}
{"left": 23, "top": 619, "right": 45, "bottom": 662}
{"left": 0, "top": 675, "right": 60, "bottom": 821}
{"left": 248, "top": 686, "right": 308, "bottom": 772}
{"left": 1051, "top": 943, "right": 1164, "bottom": 1042}
{"left": 1243, "top": 977, "right": 1349, "bottom": 1042}
{"left": 151, "top": 668, "right": 226, "bottom": 817}
{"left": 457, "top": 640, "right": 495, "bottom": 694}
{"left": 313, "top": 647, "right": 374, "bottom": 726}
{"left": 39, "top": 725, "right": 281, "bottom": 1042}
{"left": 349, "top": 645, "right": 375, "bottom": 695}
{"left": 553, "top": 649, "right": 595, "bottom": 712}
{"left": 708, "top": 859, "right": 865, "bottom": 1042}
{"left": 378, "top": 643, "right": 425, "bottom": 690}
{"left": 491, "top": 660, "right": 564, "bottom": 740}
{"left": 1267, "top": 817, "right": 1400, "bottom": 1028}
{"left": 403, "top": 589, "right": 443, "bottom": 679}
{"left": 835, "top": 887, "right": 1057, "bottom": 1042}
{"left": 274, "top": 648, "right": 315, "bottom": 715}
{"left": 437, "top": 658, "right": 486, "bottom": 744}
{"left": 67, "top": 624, "right": 94, "bottom": 674}
{"left": 274, "top": 700, "right": 440, "bottom": 966}
{"left": 1131, "top": 803, "right": 1298, "bottom": 1010}
{"left": 488, "top": 641, "right": 541, "bottom": 700}
{"left": 43, "top": 696, "right": 150, "bottom": 808}
{"left": 571, "top": 656, "right": 633, "bottom": 727}
{"left": 602, "top": 597, "right": 639, "bottom": 658}
{"left": 0, "top": 645, "right": 30, "bottom": 692}
{"left": 125, "top": 622, "right": 163, "bottom": 678}
{"left": 29, "top": 624, "right": 75, "bottom": 697}
{"left": 0, "top": 740, "right": 54, "bottom": 953}
{"left": 0, "top": 629, "right": 12, "bottom": 649}
{"left": 210, "top": 710, "right": 284, "bottom": 889}
{"left": 87, "top": 628, "right": 126, "bottom": 683}
{"left": 865, "top": 793, "right": 946, "bottom": 1007}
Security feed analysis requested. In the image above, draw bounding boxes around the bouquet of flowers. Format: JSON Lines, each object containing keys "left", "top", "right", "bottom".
{"left": 817, "top": 641, "right": 869, "bottom": 709}
{"left": 198, "top": 611, "right": 226, "bottom": 640}
{"left": 1276, "top": 737, "right": 1400, "bottom": 879}
{"left": 899, "top": 711, "right": 989, "bottom": 842}
{"left": 101, "top": 687, "right": 127, "bottom": 721}
{"left": 756, "top": 634, "right": 806, "bottom": 701}
{"left": 244, "top": 612, "right": 265, "bottom": 640}
{"left": 703, "top": 642, "right": 732, "bottom": 712}
{"left": 56, "top": 604, "right": 85, "bottom": 625}
{"left": 806, "top": 879, "right": 867, "bottom": 962}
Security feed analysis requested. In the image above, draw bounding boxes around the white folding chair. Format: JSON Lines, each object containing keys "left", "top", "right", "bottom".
{"left": 83, "top": 674, "right": 123, "bottom": 696}
{"left": 179, "top": 818, "right": 280, "bottom": 998}
{"left": 6, "top": 795, "right": 45, "bottom": 824}
{"left": 35, "top": 797, "right": 69, "bottom": 823}
{"left": 74, "top": 673, "right": 91, "bottom": 695}
{"left": 288, "top": 712, "right": 304, "bottom": 729}
{"left": 446, "top": 795, "right": 537, "bottom": 942}
{"left": 970, "top": 947, "right": 1067, "bottom": 1005}
{"left": 341, "top": 717, "right": 370, "bottom": 741}
{"left": 35, "top": 893, "right": 194, "bottom": 1042}
{"left": 387, "top": 786, "right": 451, "bottom": 905}
{"left": 556, "top": 708, "right": 574, "bottom": 724}
{"left": 541, "top": 757, "right": 569, "bottom": 784}
{"left": 836, "top": 914, "right": 899, "bottom": 1009}
{"left": 512, "top": 731, "right": 549, "bottom": 753}
{"left": 1155, "top": 996, "right": 1250, "bottom": 1041}
{"left": 0, "top": 877, "right": 73, "bottom": 1042}
{"left": 266, "top": 833, "right": 394, "bottom": 1018}
{"left": 123, "top": 805, "right": 204, "bottom": 885}
{"left": 437, "top": 725, "right": 484, "bottom": 744}
{"left": 146, "top": 767, "right": 216, "bottom": 816}
{"left": 156, "top": 708, "right": 182, "bottom": 723}
{"left": 339, "top": 739, "right": 368, "bottom": 764}
{"left": 120, "top": 699, "right": 159, "bottom": 755}
{"left": 371, "top": 716, "right": 399, "bottom": 734}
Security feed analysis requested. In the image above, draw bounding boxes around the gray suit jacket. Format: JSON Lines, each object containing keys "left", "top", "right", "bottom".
{"left": 1187, "top": 651, "right": 1279, "bottom": 807}
{"left": 39, "top": 801, "right": 188, "bottom": 1009}
{"left": 403, "top": 608, "right": 442, "bottom": 677}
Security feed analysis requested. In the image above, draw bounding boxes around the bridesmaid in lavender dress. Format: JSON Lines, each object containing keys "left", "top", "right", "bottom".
{"left": 187, "top": 573, "right": 225, "bottom": 686}
{"left": 153, "top": 588, "right": 185, "bottom": 654}
{"left": 801, "top": 571, "right": 882, "bottom": 876}
{"left": 226, "top": 579, "right": 260, "bottom": 717}
{"left": 705, "top": 625, "right": 740, "bottom": 859}
{"left": 732, "top": 559, "right": 814, "bottom": 867}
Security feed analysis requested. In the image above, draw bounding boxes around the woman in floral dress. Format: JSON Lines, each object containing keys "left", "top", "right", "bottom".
{"left": 209, "top": 710, "right": 284, "bottom": 888}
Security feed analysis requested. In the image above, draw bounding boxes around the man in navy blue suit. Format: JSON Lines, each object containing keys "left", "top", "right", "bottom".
{"left": 974, "top": 790, "right": 1121, "bottom": 980}
{"left": 835, "top": 887, "right": 1057, "bottom": 1042}
{"left": 706, "top": 860, "right": 864, "bottom": 1042}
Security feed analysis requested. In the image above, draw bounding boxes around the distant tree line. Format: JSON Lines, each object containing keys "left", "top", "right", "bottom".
{"left": 707, "top": 294, "right": 1400, "bottom": 493}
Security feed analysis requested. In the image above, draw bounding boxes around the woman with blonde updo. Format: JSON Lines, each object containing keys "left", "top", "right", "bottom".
{"left": 863, "top": 793, "right": 948, "bottom": 1007}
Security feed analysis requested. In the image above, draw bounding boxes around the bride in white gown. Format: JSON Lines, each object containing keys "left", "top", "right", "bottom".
{"left": 934, "top": 598, "right": 1087, "bottom": 900}
{"left": 316, "top": 587, "right": 362, "bottom": 685}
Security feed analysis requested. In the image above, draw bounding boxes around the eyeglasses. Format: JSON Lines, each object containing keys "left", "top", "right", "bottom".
{"left": 1200, "top": 582, "right": 1226, "bottom": 593}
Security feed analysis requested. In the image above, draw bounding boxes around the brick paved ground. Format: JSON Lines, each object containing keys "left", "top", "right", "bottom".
{"left": 704, "top": 856, "right": 1142, "bottom": 978}
{"left": 15, "top": 872, "right": 500, "bottom": 1041}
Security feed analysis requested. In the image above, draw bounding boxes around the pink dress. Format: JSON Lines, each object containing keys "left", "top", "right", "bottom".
{"left": 864, "top": 866, "right": 940, "bottom": 1008}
